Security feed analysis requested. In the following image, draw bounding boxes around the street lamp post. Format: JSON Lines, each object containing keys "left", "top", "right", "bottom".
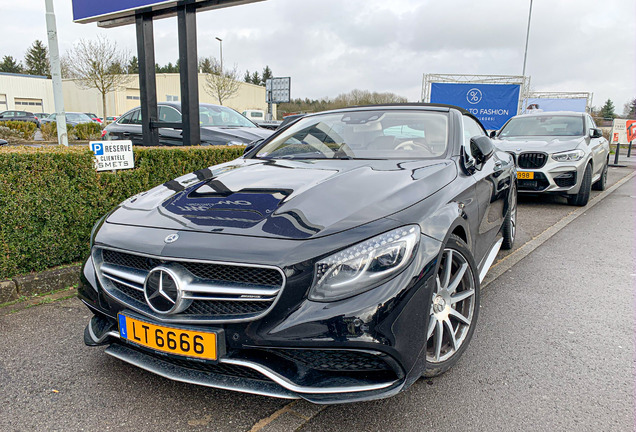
{"left": 522, "top": 0, "right": 534, "bottom": 78}
{"left": 215, "top": 37, "right": 223, "bottom": 74}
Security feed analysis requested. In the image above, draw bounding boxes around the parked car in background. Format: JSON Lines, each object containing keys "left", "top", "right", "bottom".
{"left": 34, "top": 112, "right": 50, "bottom": 120}
{"left": 80, "top": 104, "right": 517, "bottom": 402}
{"left": 493, "top": 111, "right": 609, "bottom": 206}
{"left": 105, "top": 116, "right": 119, "bottom": 123}
{"left": 0, "top": 139, "right": 7, "bottom": 146}
{"left": 277, "top": 113, "right": 305, "bottom": 130}
{"left": 0, "top": 110, "right": 40, "bottom": 127}
{"left": 40, "top": 112, "right": 96, "bottom": 127}
{"left": 241, "top": 109, "right": 281, "bottom": 130}
{"left": 85, "top": 113, "right": 103, "bottom": 123}
{"left": 103, "top": 102, "right": 273, "bottom": 146}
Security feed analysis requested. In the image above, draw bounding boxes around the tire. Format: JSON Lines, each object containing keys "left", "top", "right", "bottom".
{"left": 592, "top": 159, "right": 608, "bottom": 191}
{"left": 567, "top": 163, "right": 592, "bottom": 206}
{"left": 423, "top": 235, "right": 480, "bottom": 378}
{"left": 501, "top": 182, "right": 517, "bottom": 250}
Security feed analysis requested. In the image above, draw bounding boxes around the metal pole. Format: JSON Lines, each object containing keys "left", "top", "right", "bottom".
{"left": 522, "top": 0, "right": 533, "bottom": 78}
{"left": 628, "top": 141, "right": 633, "bottom": 157}
{"left": 44, "top": 0, "right": 67, "bottom": 146}
{"left": 177, "top": 2, "right": 200, "bottom": 146}
{"left": 215, "top": 37, "right": 223, "bottom": 74}
{"left": 613, "top": 142, "right": 620, "bottom": 165}
{"left": 136, "top": 13, "right": 158, "bottom": 147}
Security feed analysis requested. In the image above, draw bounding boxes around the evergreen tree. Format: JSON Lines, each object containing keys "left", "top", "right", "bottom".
{"left": 0, "top": 55, "right": 23, "bottom": 73}
{"left": 127, "top": 56, "right": 139, "bottom": 74}
{"left": 261, "top": 65, "right": 273, "bottom": 85}
{"left": 251, "top": 71, "right": 261, "bottom": 86}
{"left": 244, "top": 70, "right": 252, "bottom": 83}
{"left": 599, "top": 99, "right": 616, "bottom": 119}
{"left": 24, "top": 40, "right": 50, "bottom": 77}
{"left": 623, "top": 98, "right": 636, "bottom": 119}
{"left": 199, "top": 57, "right": 214, "bottom": 74}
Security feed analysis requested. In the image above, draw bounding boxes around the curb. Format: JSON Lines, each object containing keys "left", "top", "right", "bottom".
{"left": 0, "top": 264, "right": 81, "bottom": 304}
{"left": 482, "top": 169, "right": 636, "bottom": 289}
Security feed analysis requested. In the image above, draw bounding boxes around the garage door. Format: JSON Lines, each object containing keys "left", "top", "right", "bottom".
{"left": 0, "top": 94, "right": 7, "bottom": 111}
{"left": 15, "top": 98, "right": 43, "bottom": 111}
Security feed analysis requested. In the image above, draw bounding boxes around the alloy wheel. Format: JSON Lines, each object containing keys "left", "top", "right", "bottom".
{"left": 426, "top": 248, "right": 476, "bottom": 363}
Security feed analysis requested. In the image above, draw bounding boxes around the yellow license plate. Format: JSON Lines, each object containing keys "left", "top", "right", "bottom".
{"left": 118, "top": 314, "right": 218, "bottom": 361}
{"left": 517, "top": 171, "right": 534, "bottom": 180}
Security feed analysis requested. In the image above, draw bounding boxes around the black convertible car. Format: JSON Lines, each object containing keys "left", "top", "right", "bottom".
{"left": 79, "top": 104, "right": 517, "bottom": 403}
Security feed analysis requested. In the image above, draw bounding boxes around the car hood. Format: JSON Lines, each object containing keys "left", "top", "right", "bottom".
{"left": 106, "top": 158, "right": 457, "bottom": 240}
{"left": 495, "top": 136, "right": 585, "bottom": 153}
{"left": 201, "top": 126, "right": 273, "bottom": 144}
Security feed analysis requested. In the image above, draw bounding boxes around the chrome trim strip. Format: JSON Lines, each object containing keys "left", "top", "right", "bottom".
{"left": 479, "top": 238, "right": 503, "bottom": 283}
{"left": 93, "top": 246, "right": 287, "bottom": 325}
{"left": 105, "top": 344, "right": 299, "bottom": 400}
{"left": 101, "top": 263, "right": 147, "bottom": 285}
{"left": 220, "top": 358, "right": 397, "bottom": 395}
{"left": 185, "top": 283, "right": 280, "bottom": 297}
{"left": 103, "top": 273, "right": 144, "bottom": 292}
{"left": 181, "top": 294, "right": 275, "bottom": 302}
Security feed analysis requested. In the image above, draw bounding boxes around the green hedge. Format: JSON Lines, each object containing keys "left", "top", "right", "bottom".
{"left": 41, "top": 122, "right": 104, "bottom": 141}
{"left": 0, "top": 145, "right": 244, "bottom": 279}
{"left": 0, "top": 120, "right": 37, "bottom": 141}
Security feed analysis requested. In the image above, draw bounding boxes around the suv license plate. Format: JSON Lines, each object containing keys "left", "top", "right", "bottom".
{"left": 118, "top": 314, "right": 218, "bottom": 361}
{"left": 517, "top": 171, "right": 534, "bottom": 180}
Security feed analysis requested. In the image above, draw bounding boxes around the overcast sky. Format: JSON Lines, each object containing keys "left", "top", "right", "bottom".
{"left": 2, "top": 0, "right": 635, "bottom": 111}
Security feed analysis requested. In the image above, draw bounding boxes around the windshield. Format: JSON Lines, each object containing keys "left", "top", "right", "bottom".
{"left": 254, "top": 110, "right": 448, "bottom": 160}
{"left": 199, "top": 105, "right": 257, "bottom": 128}
{"left": 499, "top": 115, "right": 584, "bottom": 137}
{"left": 67, "top": 113, "right": 93, "bottom": 122}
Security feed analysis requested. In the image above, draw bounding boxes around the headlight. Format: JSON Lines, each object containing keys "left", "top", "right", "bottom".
{"left": 309, "top": 225, "right": 420, "bottom": 302}
{"left": 551, "top": 149, "right": 585, "bottom": 162}
{"left": 227, "top": 140, "right": 245, "bottom": 146}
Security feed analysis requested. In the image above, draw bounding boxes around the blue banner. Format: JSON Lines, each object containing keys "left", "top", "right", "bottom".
{"left": 430, "top": 83, "right": 520, "bottom": 130}
{"left": 72, "top": 0, "right": 172, "bottom": 22}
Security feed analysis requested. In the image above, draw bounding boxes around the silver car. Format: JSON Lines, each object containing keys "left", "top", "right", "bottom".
{"left": 493, "top": 111, "right": 609, "bottom": 206}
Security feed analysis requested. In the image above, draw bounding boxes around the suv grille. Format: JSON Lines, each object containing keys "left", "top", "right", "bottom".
{"left": 94, "top": 248, "right": 285, "bottom": 323}
{"left": 517, "top": 152, "right": 547, "bottom": 169}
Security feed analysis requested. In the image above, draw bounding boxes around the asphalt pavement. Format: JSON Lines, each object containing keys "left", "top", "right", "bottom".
{"left": 0, "top": 164, "right": 634, "bottom": 431}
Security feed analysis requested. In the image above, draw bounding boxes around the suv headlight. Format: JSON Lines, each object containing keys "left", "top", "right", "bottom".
{"left": 309, "top": 225, "right": 420, "bottom": 302}
{"left": 551, "top": 149, "right": 585, "bottom": 162}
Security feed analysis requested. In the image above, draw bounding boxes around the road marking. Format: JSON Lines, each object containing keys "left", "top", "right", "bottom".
{"left": 482, "top": 169, "right": 636, "bottom": 289}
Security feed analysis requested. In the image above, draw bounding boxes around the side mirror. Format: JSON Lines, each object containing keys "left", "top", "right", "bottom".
{"left": 243, "top": 139, "right": 263, "bottom": 155}
{"left": 470, "top": 136, "right": 495, "bottom": 169}
{"left": 590, "top": 128, "right": 603, "bottom": 139}
{"left": 489, "top": 130, "right": 497, "bottom": 138}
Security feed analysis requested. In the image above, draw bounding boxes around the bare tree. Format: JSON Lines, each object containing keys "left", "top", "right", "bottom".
{"left": 201, "top": 56, "right": 241, "bottom": 106}
{"left": 64, "top": 36, "right": 131, "bottom": 119}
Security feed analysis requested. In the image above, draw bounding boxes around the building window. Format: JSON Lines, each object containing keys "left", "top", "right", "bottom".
{"left": 126, "top": 95, "right": 140, "bottom": 100}
{"left": 166, "top": 95, "right": 179, "bottom": 102}
{"left": 15, "top": 98, "right": 42, "bottom": 107}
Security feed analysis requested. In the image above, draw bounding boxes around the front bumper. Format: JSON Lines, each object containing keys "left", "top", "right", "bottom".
{"left": 513, "top": 155, "right": 587, "bottom": 195}
{"left": 79, "top": 224, "right": 440, "bottom": 403}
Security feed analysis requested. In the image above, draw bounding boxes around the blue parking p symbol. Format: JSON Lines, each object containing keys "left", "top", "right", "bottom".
{"left": 91, "top": 142, "right": 104, "bottom": 156}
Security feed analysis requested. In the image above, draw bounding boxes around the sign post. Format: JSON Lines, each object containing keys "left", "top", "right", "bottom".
{"left": 609, "top": 119, "right": 636, "bottom": 165}
{"left": 265, "top": 77, "right": 291, "bottom": 122}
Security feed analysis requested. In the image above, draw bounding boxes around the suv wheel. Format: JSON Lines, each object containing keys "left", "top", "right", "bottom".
{"left": 567, "top": 163, "right": 592, "bottom": 206}
{"left": 592, "top": 159, "right": 608, "bottom": 191}
{"left": 423, "top": 235, "right": 479, "bottom": 378}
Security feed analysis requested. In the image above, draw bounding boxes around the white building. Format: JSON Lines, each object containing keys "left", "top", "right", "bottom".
{"left": 0, "top": 72, "right": 273, "bottom": 118}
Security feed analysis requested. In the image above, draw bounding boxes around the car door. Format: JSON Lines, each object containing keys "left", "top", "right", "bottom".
{"left": 126, "top": 109, "right": 145, "bottom": 145}
{"left": 107, "top": 111, "right": 134, "bottom": 141}
{"left": 586, "top": 115, "right": 606, "bottom": 175}
{"left": 157, "top": 105, "right": 184, "bottom": 146}
{"left": 462, "top": 115, "right": 507, "bottom": 263}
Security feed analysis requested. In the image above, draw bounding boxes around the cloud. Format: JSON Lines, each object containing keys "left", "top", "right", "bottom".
{"left": 1, "top": 0, "right": 634, "bottom": 109}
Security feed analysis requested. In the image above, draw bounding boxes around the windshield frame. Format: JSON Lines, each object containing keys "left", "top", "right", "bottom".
{"left": 498, "top": 114, "right": 586, "bottom": 138}
{"left": 249, "top": 109, "right": 451, "bottom": 161}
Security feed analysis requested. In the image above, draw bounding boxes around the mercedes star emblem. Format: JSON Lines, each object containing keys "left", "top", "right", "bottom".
{"left": 144, "top": 267, "right": 182, "bottom": 314}
{"left": 164, "top": 233, "right": 179, "bottom": 244}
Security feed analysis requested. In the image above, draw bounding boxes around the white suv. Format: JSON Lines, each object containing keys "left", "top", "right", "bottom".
{"left": 493, "top": 111, "right": 609, "bottom": 206}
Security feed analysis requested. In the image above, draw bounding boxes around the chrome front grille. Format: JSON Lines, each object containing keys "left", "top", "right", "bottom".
{"left": 93, "top": 247, "right": 285, "bottom": 323}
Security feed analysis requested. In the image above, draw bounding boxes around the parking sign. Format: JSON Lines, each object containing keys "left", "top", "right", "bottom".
{"left": 89, "top": 140, "right": 135, "bottom": 172}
